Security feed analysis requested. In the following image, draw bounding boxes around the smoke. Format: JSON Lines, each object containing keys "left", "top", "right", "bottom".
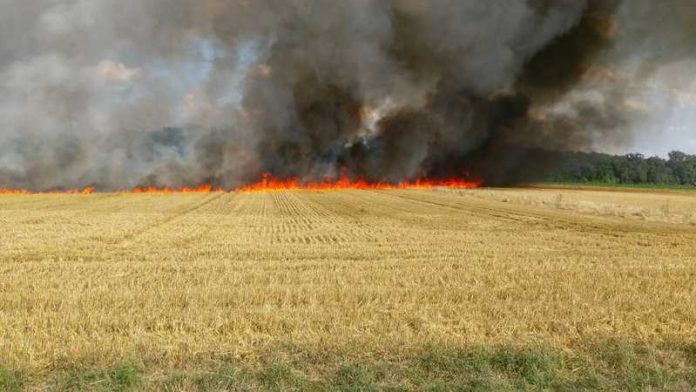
{"left": 0, "top": 0, "right": 694, "bottom": 190}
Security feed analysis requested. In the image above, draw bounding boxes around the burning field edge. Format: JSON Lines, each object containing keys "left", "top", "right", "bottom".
{"left": 2, "top": 340, "right": 695, "bottom": 391}
{"left": 0, "top": 174, "right": 482, "bottom": 195}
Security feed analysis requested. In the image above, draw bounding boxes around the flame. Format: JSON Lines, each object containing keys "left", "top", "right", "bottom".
{"left": 0, "top": 187, "right": 95, "bottom": 195}
{"left": 235, "top": 173, "right": 482, "bottom": 192}
{"left": 0, "top": 174, "right": 482, "bottom": 195}
{"left": 0, "top": 185, "right": 219, "bottom": 195}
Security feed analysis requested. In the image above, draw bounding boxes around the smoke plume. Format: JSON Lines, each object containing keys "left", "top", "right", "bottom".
{"left": 0, "top": 0, "right": 694, "bottom": 190}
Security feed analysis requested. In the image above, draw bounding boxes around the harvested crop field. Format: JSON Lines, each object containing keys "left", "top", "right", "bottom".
{"left": 1, "top": 188, "right": 696, "bottom": 391}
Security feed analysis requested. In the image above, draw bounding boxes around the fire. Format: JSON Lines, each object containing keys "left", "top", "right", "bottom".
{"left": 0, "top": 185, "right": 219, "bottom": 195}
{"left": 0, "top": 175, "right": 482, "bottom": 195}
{"left": 235, "top": 173, "right": 482, "bottom": 192}
{"left": 0, "top": 187, "right": 94, "bottom": 195}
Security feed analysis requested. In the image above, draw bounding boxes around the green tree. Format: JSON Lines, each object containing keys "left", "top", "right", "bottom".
{"left": 646, "top": 156, "right": 676, "bottom": 184}
{"left": 667, "top": 151, "right": 696, "bottom": 185}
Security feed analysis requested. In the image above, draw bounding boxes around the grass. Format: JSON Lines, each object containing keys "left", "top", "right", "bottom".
{"left": 1, "top": 188, "right": 695, "bottom": 390}
{"left": 0, "top": 366, "right": 25, "bottom": 392}
{"left": 52, "top": 362, "right": 142, "bottom": 391}
{"left": 4, "top": 343, "right": 694, "bottom": 390}
{"left": 328, "top": 365, "right": 377, "bottom": 391}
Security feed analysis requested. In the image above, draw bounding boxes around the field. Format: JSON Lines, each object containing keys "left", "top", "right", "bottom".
{"left": 1, "top": 188, "right": 696, "bottom": 391}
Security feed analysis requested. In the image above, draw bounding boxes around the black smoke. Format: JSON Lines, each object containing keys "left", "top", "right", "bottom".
{"left": 0, "top": 0, "right": 694, "bottom": 190}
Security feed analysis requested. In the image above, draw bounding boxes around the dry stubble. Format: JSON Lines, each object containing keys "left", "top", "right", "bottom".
{"left": 0, "top": 189, "right": 695, "bottom": 389}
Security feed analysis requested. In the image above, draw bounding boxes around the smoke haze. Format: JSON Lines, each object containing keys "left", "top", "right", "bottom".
{"left": 0, "top": 0, "right": 694, "bottom": 190}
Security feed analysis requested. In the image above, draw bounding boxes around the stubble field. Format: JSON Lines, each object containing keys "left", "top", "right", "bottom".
{"left": 1, "top": 188, "right": 695, "bottom": 391}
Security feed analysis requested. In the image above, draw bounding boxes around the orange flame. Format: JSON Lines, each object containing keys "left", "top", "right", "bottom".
{"left": 0, "top": 185, "right": 219, "bottom": 195}
{"left": 1, "top": 174, "right": 482, "bottom": 195}
{"left": 0, "top": 187, "right": 95, "bottom": 195}
{"left": 235, "top": 173, "right": 482, "bottom": 192}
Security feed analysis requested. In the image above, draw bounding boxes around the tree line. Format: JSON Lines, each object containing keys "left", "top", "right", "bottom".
{"left": 545, "top": 151, "right": 696, "bottom": 186}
